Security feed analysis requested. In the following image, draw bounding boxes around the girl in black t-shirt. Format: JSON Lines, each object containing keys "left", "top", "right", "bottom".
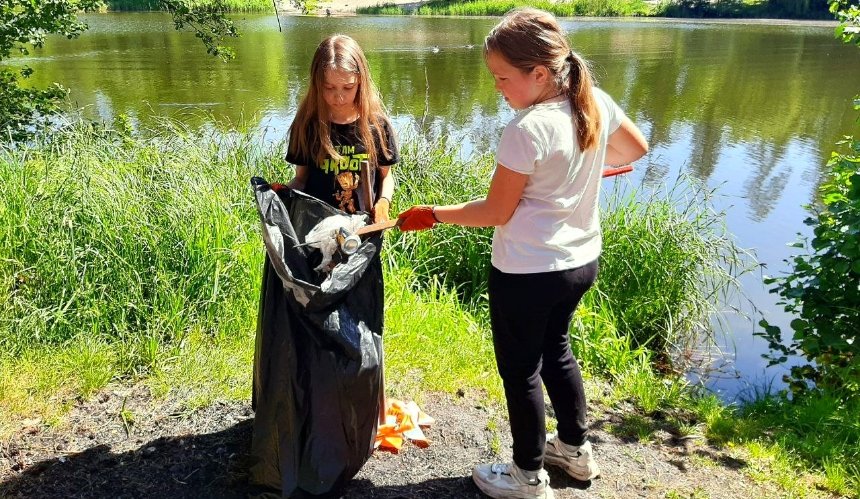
{"left": 285, "top": 34, "right": 399, "bottom": 222}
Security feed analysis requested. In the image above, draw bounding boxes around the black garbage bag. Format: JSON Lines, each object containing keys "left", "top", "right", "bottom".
{"left": 248, "top": 177, "right": 384, "bottom": 497}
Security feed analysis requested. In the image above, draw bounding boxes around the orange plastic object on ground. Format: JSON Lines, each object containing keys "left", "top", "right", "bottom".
{"left": 374, "top": 399, "right": 435, "bottom": 451}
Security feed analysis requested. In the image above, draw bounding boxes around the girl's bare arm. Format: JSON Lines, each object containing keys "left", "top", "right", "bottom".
{"left": 605, "top": 117, "right": 649, "bottom": 166}
{"left": 287, "top": 164, "right": 309, "bottom": 190}
{"left": 433, "top": 165, "right": 528, "bottom": 227}
{"left": 377, "top": 166, "right": 394, "bottom": 202}
{"left": 373, "top": 166, "right": 395, "bottom": 222}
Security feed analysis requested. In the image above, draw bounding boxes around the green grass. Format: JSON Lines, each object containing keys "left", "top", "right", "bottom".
{"left": 102, "top": 0, "right": 274, "bottom": 12}
{"left": 359, "top": 0, "right": 651, "bottom": 16}
{"left": 382, "top": 266, "right": 501, "bottom": 400}
{"left": 596, "top": 179, "right": 752, "bottom": 361}
{"left": 568, "top": 299, "right": 650, "bottom": 377}
{"left": 736, "top": 394, "right": 860, "bottom": 496}
{"left": 596, "top": 369, "right": 860, "bottom": 496}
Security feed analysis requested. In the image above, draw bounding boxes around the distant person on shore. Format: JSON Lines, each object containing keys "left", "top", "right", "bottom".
{"left": 285, "top": 34, "right": 399, "bottom": 222}
{"left": 397, "top": 8, "right": 648, "bottom": 499}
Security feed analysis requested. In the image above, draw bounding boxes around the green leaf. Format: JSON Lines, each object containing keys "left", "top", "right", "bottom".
{"left": 1, "top": 0, "right": 238, "bottom": 140}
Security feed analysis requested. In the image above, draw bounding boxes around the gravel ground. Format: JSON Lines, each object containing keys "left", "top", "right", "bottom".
{"left": 0, "top": 381, "right": 823, "bottom": 498}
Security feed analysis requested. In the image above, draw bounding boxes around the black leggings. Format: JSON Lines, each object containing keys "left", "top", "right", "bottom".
{"left": 488, "top": 260, "right": 597, "bottom": 472}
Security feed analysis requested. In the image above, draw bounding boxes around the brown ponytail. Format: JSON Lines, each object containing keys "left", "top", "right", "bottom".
{"left": 566, "top": 51, "right": 601, "bottom": 151}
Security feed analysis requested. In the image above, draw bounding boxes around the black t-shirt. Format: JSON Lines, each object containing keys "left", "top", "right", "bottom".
{"left": 285, "top": 119, "right": 399, "bottom": 213}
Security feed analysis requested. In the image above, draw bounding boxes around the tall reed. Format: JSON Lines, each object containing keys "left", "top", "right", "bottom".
{"left": 385, "top": 136, "right": 496, "bottom": 305}
{"left": 596, "top": 179, "right": 751, "bottom": 363}
{"left": 0, "top": 118, "right": 281, "bottom": 371}
{"left": 387, "top": 137, "right": 750, "bottom": 367}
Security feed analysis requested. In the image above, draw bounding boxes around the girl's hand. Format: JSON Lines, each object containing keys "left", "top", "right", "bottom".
{"left": 397, "top": 205, "right": 438, "bottom": 231}
{"left": 373, "top": 197, "right": 390, "bottom": 223}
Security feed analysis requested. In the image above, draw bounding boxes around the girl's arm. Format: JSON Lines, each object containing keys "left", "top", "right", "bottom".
{"left": 373, "top": 166, "right": 395, "bottom": 222}
{"left": 432, "top": 165, "right": 528, "bottom": 227}
{"left": 605, "top": 117, "right": 649, "bottom": 166}
{"left": 287, "top": 164, "right": 309, "bottom": 191}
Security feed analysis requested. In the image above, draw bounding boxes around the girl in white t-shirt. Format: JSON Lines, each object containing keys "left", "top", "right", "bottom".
{"left": 397, "top": 8, "right": 648, "bottom": 499}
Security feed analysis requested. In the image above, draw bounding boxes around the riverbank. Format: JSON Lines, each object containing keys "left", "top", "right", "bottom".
{"left": 1, "top": 121, "right": 856, "bottom": 497}
{"left": 351, "top": 0, "right": 833, "bottom": 19}
{"left": 103, "top": 0, "right": 837, "bottom": 20}
{"left": 274, "top": 0, "right": 426, "bottom": 15}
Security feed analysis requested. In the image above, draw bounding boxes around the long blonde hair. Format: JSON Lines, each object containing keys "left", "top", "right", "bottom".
{"left": 485, "top": 8, "right": 601, "bottom": 151}
{"left": 288, "top": 34, "right": 392, "bottom": 167}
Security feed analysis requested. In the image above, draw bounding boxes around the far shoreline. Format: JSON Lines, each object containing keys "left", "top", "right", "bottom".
{"left": 277, "top": 13, "right": 839, "bottom": 29}
{"left": 271, "top": 2, "right": 838, "bottom": 27}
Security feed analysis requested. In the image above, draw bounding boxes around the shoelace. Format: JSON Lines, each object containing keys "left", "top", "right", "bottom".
{"left": 489, "top": 464, "right": 541, "bottom": 485}
{"left": 490, "top": 463, "right": 510, "bottom": 475}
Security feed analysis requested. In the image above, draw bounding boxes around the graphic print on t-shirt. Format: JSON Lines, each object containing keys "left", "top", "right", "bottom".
{"left": 334, "top": 170, "right": 359, "bottom": 213}
{"left": 321, "top": 144, "right": 368, "bottom": 176}
{"left": 322, "top": 144, "right": 368, "bottom": 213}
{"left": 287, "top": 119, "right": 398, "bottom": 212}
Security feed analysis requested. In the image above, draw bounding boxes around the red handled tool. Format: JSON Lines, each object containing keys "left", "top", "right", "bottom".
{"left": 602, "top": 165, "right": 633, "bottom": 177}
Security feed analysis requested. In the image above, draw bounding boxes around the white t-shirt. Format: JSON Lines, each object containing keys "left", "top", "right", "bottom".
{"left": 491, "top": 88, "right": 625, "bottom": 274}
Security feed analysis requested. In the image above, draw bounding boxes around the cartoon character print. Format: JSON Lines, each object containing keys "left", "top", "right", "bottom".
{"left": 335, "top": 171, "right": 360, "bottom": 213}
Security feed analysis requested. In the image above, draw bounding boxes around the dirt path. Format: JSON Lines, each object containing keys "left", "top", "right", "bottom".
{"left": 1, "top": 382, "right": 819, "bottom": 498}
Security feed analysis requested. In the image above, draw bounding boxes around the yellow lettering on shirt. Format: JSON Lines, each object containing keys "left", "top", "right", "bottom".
{"left": 319, "top": 151, "right": 370, "bottom": 175}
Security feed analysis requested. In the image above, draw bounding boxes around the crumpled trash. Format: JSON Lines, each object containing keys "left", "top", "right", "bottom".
{"left": 304, "top": 214, "right": 367, "bottom": 272}
{"left": 375, "top": 399, "right": 435, "bottom": 451}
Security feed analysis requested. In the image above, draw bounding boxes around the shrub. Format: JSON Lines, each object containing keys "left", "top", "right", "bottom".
{"left": 758, "top": 134, "right": 860, "bottom": 397}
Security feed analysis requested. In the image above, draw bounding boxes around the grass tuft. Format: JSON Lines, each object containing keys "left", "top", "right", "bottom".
{"left": 596, "top": 178, "right": 753, "bottom": 366}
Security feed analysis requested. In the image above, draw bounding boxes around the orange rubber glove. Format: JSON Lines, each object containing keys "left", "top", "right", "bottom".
{"left": 397, "top": 205, "right": 439, "bottom": 231}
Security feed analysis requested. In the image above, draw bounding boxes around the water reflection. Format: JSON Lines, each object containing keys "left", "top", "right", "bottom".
{"left": 17, "top": 13, "right": 860, "bottom": 399}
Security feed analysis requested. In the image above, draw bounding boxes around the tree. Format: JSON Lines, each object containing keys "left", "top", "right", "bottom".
{"left": 765, "top": 0, "right": 831, "bottom": 19}
{"left": 757, "top": 0, "right": 860, "bottom": 399}
{"left": 831, "top": 0, "right": 860, "bottom": 47}
{"left": 0, "top": 0, "right": 238, "bottom": 142}
{"left": 758, "top": 134, "right": 860, "bottom": 397}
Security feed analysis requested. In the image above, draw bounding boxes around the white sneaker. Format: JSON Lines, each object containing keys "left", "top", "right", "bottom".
{"left": 472, "top": 462, "right": 555, "bottom": 499}
{"left": 544, "top": 435, "right": 600, "bottom": 481}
